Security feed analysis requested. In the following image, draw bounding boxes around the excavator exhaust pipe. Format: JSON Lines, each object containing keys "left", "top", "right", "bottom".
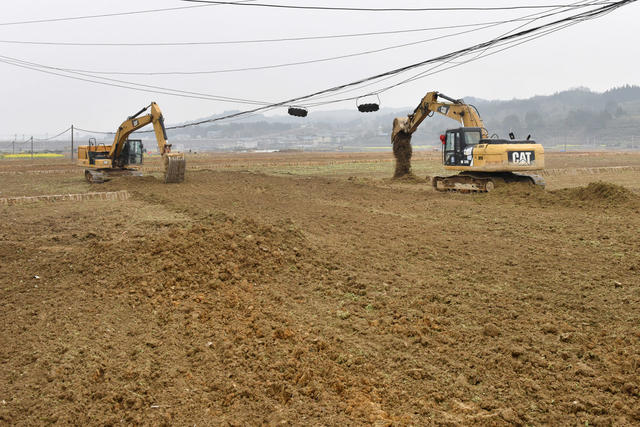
{"left": 163, "top": 153, "right": 186, "bottom": 183}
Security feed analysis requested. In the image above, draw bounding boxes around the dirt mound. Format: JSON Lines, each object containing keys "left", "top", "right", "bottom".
{"left": 554, "top": 181, "right": 634, "bottom": 203}
{"left": 0, "top": 212, "right": 323, "bottom": 425}
{"left": 482, "top": 181, "right": 636, "bottom": 209}
{"left": 109, "top": 217, "right": 311, "bottom": 292}
{"left": 392, "top": 133, "right": 412, "bottom": 178}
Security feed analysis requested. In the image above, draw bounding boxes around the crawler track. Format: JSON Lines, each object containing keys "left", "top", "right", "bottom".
{"left": 433, "top": 171, "right": 545, "bottom": 192}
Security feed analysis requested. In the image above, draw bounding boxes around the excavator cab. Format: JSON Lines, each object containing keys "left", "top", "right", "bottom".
{"left": 118, "top": 139, "right": 144, "bottom": 166}
{"left": 442, "top": 127, "right": 483, "bottom": 167}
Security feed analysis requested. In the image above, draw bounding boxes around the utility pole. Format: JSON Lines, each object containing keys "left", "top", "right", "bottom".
{"left": 71, "top": 125, "right": 74, "bottom": 161}
{"left": 12, "top": 138, "right": 15, "bottom": 155}
{"left": 30, "top": 136, "right": 33, "bottom": 160}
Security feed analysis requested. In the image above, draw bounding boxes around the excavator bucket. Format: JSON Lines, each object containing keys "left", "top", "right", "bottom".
{"left": 163, "top": 152, "right": 186, "bottom": 183}
{"left": 391, "top": 117, "right": 410, "bottom": 142}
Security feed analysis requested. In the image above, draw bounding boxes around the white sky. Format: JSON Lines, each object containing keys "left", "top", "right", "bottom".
{"left": 0, "top": 0, "right": 638, "bottom": 137}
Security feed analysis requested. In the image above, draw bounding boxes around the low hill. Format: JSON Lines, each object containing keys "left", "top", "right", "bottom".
{"left": 164, "top": 85, "right": 640, "bottom": 150}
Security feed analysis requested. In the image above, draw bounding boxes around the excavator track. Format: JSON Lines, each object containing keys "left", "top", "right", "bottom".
{"left": 163, "top": 153, "right": 186, "bottom": 183}
{"left": 432, "top": 174, "right": 494, "bottom": 193}
{"left": 85, "top": 168, "right": 144, "bottom": 184}
{"left": 84, "top": 169, "right": 106, "bottom": 184}
{"left": 432, "top": 172, "right": 545, "bottom": 193}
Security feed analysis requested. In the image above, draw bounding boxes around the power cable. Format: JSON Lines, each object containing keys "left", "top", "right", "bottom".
{"left": 443, "top": 0, "right": 606, "bottom": 67}
{"left": 313, "top": 0, "right": 608, "bottom": 106}
{"left": 383, "top": 1, "right": 610, "bottom": 92}
{"left": 181, "top": 0, "right": 615, "bottom": 12}
{"left": 0, "top": 128, "right": 70, "bottom": 150}
{"left": 0, "top": 55, "right": 273, "bottom": 106}
{"left": 0, "top": 0, "right": 610, "bottom": 98}
{"left": 8, "top": 2, "right": 604, "bottom": 76}
{"left": 28, "top": 22, "right": 534, "bottom": 76}
{"left": 305, "top": 19, "right": 585, "bottom": 108}
{"left": 162, "top": 0, "right": 635, "bottom": 129}
{"left": 33, "top": 127, "right": 72, "bottom": 141}
{"left": 0, "top": 0, "right": 255, "bottom": 26}
{"left": 73, "top": 127, "right": 114, "bottom": 135}
{"left": 0, "top": 4, "right": 577, "bottom": 102}
{"left": 75, "top": 105, "right": 281, "bottom": 135}
{"left": 0, "top": 10, "right": 569, "bottom": 127}
{"left": 285, "top": 0, "right": 598, "bottom": 105}
{"left": 0, "top": 9, "right": 606, "bottom": 47}
{"left": 3, "top": 0, "right": 633, "bottom": 133}
{"left": 0, "top": 55, "right": 263, "bottom": 104}
{"left": 310, "top": 17, "right": 600, "bottom": 108}
{"left": 70, "top": 0, "right": 636, "bottom": 131}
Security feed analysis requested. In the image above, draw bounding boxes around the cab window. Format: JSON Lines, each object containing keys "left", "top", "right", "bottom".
{"left": 464, "top": 130, "right": 482, "bottom": 146}
{"left": 445, "top": 132, "right": 455, "bottom": 151}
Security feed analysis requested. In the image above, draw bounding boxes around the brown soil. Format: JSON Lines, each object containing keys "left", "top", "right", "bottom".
{"left": 554, "top": 181, "right": 634, "bottom": 203}
{"left": 1, "top": 153, "right": 640, "bottom": 425}
{"left": 393, "top": 133, "right": 413, "bottom": 178}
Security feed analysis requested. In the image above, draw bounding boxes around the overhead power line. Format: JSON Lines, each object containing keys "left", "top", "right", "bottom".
{"left": 33, "top": 127, "right": 72, "bottom": 141}
{"left": 0, "top": 128, "right": 71, "bottom": 145}
{"left": 2, "top": 2, "right": 601, "bottom": 76}
{"left": 74, "top": 127, "right": 114, "bottom": 135}
{"left": 0, "top": 54, "right": 273, "bottom": 106}
{"left": 0, "top": 18, "right": 567, "bottom": 47}
{"left": 363, "top": 0, "right": 597, "bottom": 100}
{"left": 305, "top": 18, "right": 586, "bottom": 108}
{"left": 0, "top": 2, "right": 612, "bottom": 46}
{"left": 302, "top": 0, "right": 587, "bottom": 106}
{"left": 305, "top": 0, "right": 617, "bottom": 106}
{"left": 161, "top": 0, "right": 636, "bottom": 129}
{"left": 0, "top": 0, "right": 593, "bottom": 112}
{"left": 0, "top": 1, "right": 561, "bottom": 108}
{"left": 29, "top": 0, "right": 632, "bottom": 133}
{"left": 1, "top": 0, "right": 633, "bottom": 134}
{"left": 4, "top": 0, "right": 585, "bottom": 117}
{"left": 181, "top": 0, "right": 615, "bottom": 12}
{"left": 0, "top": 0, "right": 255, "bottom": 26}
{"left": 21, "top": 22, "right": 525, "bottom": 76}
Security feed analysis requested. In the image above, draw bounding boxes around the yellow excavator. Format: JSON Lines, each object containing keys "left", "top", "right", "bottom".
{"left": 77, "top": 102, "right": 185, "bottom": 183}
{"left": 392, "top": 91, "right": 545, "bottom": 192}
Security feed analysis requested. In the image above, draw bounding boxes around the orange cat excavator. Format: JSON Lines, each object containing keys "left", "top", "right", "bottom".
{"left": 77, "top": 102, "right": 185, "bottom": 184}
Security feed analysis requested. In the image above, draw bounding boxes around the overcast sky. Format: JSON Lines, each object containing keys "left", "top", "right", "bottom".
{"left": 0, "top": 0, "right": 638, "bottom": 137}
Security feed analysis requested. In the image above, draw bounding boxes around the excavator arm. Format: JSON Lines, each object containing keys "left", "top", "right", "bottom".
{"left": 392, "top": 91, "right": 488, "bottom": 142}
{"left": 109, "top": 103, "right": 170, "bottom": 161}
{"left": 109, "top": 102, "right": 185, "bottom": 183}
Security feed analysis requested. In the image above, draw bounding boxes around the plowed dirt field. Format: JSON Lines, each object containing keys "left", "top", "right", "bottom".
{"left": 1, "top": 151, "right": 639, "bottom": 425}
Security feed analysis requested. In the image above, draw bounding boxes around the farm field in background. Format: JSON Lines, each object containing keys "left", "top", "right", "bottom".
{"left": 1, "top": 151, "right": 639, "bottom": 424}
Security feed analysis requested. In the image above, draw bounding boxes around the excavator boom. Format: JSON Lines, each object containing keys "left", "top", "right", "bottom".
{"left": 392, "top": 91, "right": 487, "bottom": 142}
